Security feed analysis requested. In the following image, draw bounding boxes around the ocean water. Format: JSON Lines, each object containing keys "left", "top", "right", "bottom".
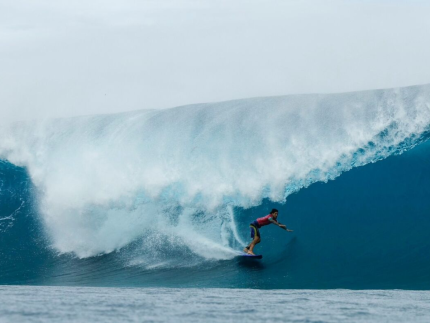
{"left": 1, "top": 286, "right": 430, "bottom": 323}
{"left": 1, "top": 84, "right": 430, "bottom": 293}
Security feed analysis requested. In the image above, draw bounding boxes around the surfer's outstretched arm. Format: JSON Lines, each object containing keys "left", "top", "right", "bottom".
{"left": 278, "top": 224, "right": 293, "bottom": 232}
{"left": 269, "top": 219, "right": 293, "bottom": 232}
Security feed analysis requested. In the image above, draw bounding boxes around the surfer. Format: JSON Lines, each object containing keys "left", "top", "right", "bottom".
{"left": 244, "top": 208, "right": 293, "bottom": 255}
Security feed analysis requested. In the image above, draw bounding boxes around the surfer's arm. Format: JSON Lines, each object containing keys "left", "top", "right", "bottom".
{"left": 269, "top": 218, "right": 285, "bottom": 229}
{"left": 269, "top": 219, "right": 293, "bottom": 231}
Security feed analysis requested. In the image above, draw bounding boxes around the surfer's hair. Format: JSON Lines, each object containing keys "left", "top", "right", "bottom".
{"left": 270, "top": 208, "right": 278, "bottom": 214}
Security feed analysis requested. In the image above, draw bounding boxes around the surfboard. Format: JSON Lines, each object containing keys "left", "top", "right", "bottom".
{"left": 239, "top": 253, "right": 262, "bottom": 259}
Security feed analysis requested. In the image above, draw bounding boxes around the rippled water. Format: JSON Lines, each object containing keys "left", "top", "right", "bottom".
{"left": 1, "top": 286, "right": 429, "bottom": 323}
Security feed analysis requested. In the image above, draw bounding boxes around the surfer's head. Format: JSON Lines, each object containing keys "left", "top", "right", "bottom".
{"left": 270, "top": 208, "right": 278, "bottom": 218}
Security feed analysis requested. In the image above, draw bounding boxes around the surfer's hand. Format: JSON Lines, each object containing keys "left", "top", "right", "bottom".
{"left": 287, "top": 229, "right": 293, "bottom": 232}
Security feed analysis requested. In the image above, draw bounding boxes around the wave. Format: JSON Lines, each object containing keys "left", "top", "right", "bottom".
{"left": 1, "top": 83, "right": 430, "bottom": 288}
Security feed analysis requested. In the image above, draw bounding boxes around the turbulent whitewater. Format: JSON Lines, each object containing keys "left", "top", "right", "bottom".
{"left": 1, "top": 84, "right": 430, "bottom": 288}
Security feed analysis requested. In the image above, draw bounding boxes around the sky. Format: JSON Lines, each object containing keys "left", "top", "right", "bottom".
{"left": 1, "top": 0, "right": 430, "bottom": 122}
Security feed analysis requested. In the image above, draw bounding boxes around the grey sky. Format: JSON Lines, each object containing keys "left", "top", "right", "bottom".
{"left": 1, "top": 0, "right": 430, "bottom": 122}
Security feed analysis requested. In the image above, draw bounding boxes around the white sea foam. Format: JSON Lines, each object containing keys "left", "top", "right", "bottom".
{"left": 1, "top": 84, "right": 429, "bottom": 258}
{"left": 2, "top": 287, "right": 430, "bottom": 323}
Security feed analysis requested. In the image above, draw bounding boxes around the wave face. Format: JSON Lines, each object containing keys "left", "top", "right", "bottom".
{"left": 1, "top": 84, "right": 430, "bottom": 288}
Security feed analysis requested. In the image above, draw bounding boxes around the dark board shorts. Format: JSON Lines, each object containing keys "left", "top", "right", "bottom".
{"left": 250, "top": 221, "right": 260, "bottom": 238}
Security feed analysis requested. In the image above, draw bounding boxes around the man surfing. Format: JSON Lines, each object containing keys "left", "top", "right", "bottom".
{"left": 244, "top": 208, "right": 293, "bottom": 255}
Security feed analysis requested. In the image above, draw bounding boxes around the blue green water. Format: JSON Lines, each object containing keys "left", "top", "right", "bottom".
{"left": 1, "top": 84, "right": 430, "bottom": 289}
{"left": 2, "top": 138, "right": 430, "bottom": 288}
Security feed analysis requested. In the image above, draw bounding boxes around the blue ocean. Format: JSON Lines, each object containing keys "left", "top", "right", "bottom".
{"left": 1, "top": 84, "right": 430, "bottom": 321}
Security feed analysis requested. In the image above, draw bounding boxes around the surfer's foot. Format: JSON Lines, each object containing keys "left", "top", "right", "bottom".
{"left": 243, "top": 247, "right": 249, "bottom": 253}
{"left": 247, "top": 251, "right": 255, "bottom": 255}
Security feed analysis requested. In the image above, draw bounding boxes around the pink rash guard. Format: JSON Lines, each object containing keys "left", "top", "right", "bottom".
{"left": 256, "top": 214, "right": 276, "bottom": 227}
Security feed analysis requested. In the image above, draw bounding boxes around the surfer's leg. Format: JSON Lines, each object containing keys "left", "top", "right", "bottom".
{"left": 243, "top": 241, "right": 255, "bottom": 252}
{"left": 247, "top": 237, "right": 260, "bottom": 255}
{"left": 244, "top": 226, "right": 253, "bottom": 252}
{"left": 245, "top": 225, "right": 259, "bottom": 253}
{"left": 244, "top": 241, "right": 253, "bottom": 253}
{"left": 246, "top": 225, "right": 260, "bottom": 254}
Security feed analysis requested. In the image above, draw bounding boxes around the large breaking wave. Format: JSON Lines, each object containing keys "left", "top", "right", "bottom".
{"left": 1, "top": 84, "right": 430, "bottom": 288}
